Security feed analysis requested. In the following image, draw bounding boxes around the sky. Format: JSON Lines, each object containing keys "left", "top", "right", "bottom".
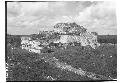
{"left": 7, "top": 1, "right": 117, "bottom": 35}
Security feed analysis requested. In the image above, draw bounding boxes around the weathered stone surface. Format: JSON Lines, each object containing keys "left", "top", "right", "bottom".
{"left": 54, "top": 22, "right": 100, "bottom": 49}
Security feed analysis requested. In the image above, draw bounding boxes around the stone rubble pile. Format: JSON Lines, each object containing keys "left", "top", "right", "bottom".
{"left": 53, "top": 22, "right": 100, "bottom": 49}
{"left": 21, "top": 22, "right": 100, "bottom": 53}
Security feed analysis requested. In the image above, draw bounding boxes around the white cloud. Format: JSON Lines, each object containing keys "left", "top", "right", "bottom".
{"left": 20, "top": 2, "right": 49, "bottom": 16}
{"left": 76, "top": 1, "right": 117, "bottom": 35}
{"left": 7, "top": 1, "right": 117, "bottom": 35}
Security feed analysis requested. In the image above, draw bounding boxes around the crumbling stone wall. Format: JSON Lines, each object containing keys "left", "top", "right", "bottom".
{"left": 54, "top": 22, "right": 100, "bottom": 49}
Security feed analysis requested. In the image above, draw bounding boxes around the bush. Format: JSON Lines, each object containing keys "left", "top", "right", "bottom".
{"left": 97, "top": 35, "right": 117, "bottom": 44}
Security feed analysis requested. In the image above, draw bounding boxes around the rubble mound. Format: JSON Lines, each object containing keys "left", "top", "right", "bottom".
{"left": 53, "top": 22, "right": 100, "bottom": 49}
{"left": 54, "top": 22, "right": 87, "bottom": 34}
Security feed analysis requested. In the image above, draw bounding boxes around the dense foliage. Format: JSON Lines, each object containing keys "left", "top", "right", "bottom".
{"left": 6, "top": 42, "right": 117, "bottom": 81}
{"left": 52, "top": 45, "right": 117, "bottom": 79}
{"left": 7, "top": 34, "right": 21, "bottom": 47}
{"left": 6, "top": 33, "right": 117, "bottom": 81}
{"left": 6, "top": 45, "right": 92, "bottom": 81}
{"left": 97, "top": 35, "right": 117, "bottom": 44}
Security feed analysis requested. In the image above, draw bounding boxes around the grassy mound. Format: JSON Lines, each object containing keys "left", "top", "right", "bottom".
{"left": 6, "top": 45, "right": 92, "bottom": 81}
{"left": 6, "top": 44, "right": 117, "bottom": 81}
{"left": 52, "top": 45, "right": 117, "bottom": 79}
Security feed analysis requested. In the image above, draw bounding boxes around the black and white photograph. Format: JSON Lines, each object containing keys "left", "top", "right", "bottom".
{"left": 6, "top": 1, "right": 117, "bottom": 82}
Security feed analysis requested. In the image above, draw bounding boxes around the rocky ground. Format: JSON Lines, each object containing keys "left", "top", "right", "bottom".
{"left": 6, "top": 44, "right": 117, "bottom": 82}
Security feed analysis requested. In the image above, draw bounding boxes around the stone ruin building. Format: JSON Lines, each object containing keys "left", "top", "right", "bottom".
{"left": 21, "top": 22, "right": 100, "bottom": 53}
{"left": 53, "top": 22, "right": 100, "bottom": 49}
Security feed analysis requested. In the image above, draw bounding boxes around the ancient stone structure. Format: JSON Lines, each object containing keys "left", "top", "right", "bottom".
{"left": 21, "top": 37, "right": 42, "bottom": 54}
{"left": 21, "top": 22, "right": 100, "bottom": 53}
{"left": 53, "top": 22, "right": 100, "bottom": 49}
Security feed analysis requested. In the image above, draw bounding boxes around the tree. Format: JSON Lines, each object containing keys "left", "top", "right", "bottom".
{"left": 91, "top": 32, "right": 98, "bottom": 36}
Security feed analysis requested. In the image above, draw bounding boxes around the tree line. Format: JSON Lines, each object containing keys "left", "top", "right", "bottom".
{"left": 97, "top": 35, "right": 117, "bottom": 44}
